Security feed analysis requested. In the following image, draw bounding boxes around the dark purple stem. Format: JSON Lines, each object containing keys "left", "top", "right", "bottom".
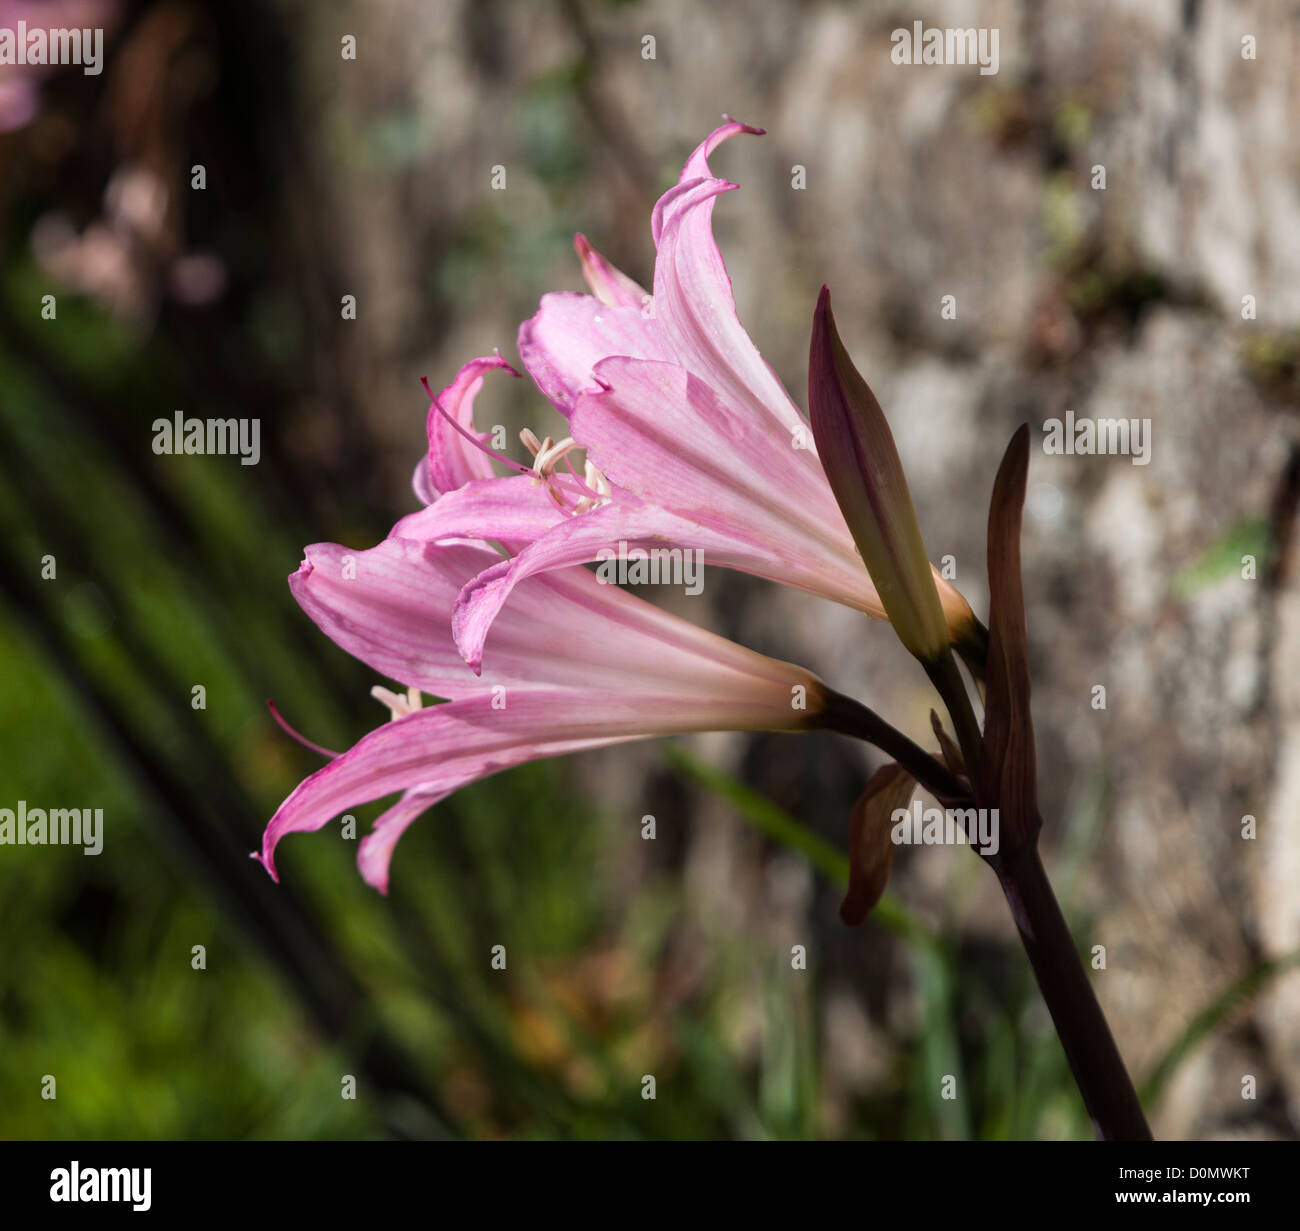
{"left": 994, "top": 842, "right": 1153, "bottom": 1141}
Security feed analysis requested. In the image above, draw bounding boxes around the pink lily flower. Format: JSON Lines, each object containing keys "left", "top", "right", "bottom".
{"left": 390, "top": 119, "right": 981, "bottom": 674}
{"left": 259, "top": 535, "right": 833, "bottom": 893}
{"left": 259, "top": 360, "right": 838, "bottom": 893}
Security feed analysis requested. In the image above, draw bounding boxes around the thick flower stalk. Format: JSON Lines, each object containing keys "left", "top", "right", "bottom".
{"left": 388, "top": 119, "right": 983, "bottom": 675}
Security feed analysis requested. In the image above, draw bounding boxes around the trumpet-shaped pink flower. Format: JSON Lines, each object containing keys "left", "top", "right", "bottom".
{"left": 391, "top": 119, "right": 980, "bottom": 674}
{"left": 259, "top": 534, "right": 828, "bottom": 892}
{"left": 260, "top": 120, "right": 982, "bottom": 894}
{"left": 259, "top": 355, "right": 832, "bottom": 892}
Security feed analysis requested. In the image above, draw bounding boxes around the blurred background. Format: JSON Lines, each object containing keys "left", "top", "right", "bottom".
{"left": 1, "top": 0, "right": 1298, "bottom": 1140}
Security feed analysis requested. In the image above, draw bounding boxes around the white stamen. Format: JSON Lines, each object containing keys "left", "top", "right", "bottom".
{"left": 518, "top": 428, "right": 611, "bottom": 515}
{"left": 371, "top": 685, "right": 424, "bottom": 722}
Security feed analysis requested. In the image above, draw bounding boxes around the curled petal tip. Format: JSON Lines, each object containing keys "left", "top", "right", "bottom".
{"left": 719, "top": 114, "right": 766, "bottom": 136}
{"left": 451, "top": 602, "right": 486, "bottom": 676}
{"left": 678, "top": 119, "right": 767, "bottom": 188}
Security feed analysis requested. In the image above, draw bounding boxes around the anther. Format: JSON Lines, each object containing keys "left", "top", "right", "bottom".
{"left": 371, "top": 685, "right": 424, "bottom": 721}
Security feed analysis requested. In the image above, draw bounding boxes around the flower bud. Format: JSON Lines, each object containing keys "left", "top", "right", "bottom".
{"left": 808, "top": 286, "right": 949, "bottom": 662}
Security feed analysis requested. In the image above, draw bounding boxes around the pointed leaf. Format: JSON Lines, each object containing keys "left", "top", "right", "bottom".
{"left": 980, "top": 424, "right": 1041, "bottom": 853}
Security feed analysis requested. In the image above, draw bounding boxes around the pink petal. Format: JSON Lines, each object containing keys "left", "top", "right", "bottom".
{"left": 442, "top": 358, "right": 885, "bottom": 660}
{"left": 414, "top": 355, "right": 519, "bottom": 504}
{"left": 292, "top": 533, "right": 808, "bottom": 700}
{"left": 574, "top": 233, "right": 649, "bottom": 309}
{"left": 449, "top": 486, "right": 882, "bottom": 675}
{"left": 262, "top": 679, "right": 820, "bottom": 891}
{"left": 355, "top": 788, "right": 456, "bottom": 893}
{"left": 650, "top": 156, "right": 808, "bottom": 438}
{"left": 517, "top": 291, "right": 668, "bottom": 416}
{"left": 573, "top": 357, "right": 853, "bottom": 559}
{"left": 517, "top": 119, "right": 789, "bottom": 436}
{"left": 392, "top": 473, "right": 573, "bottom": 548}
{"left": 674, "top": 116, "right": 767, "bottom": 192}
{"left": 290, "top": 539, "right": 501, "bottom": 700}
{"left": 449, "top": 501, "right": 717, "bottom": 673}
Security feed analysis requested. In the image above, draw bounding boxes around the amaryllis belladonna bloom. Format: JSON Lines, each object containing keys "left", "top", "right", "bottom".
{"left": 257, "top": 358, "right": 917, "bottom": 893}
{"left": 258, "top": 119, "right": 981, "bottom": 893}
{"left": 259, "top": 534, "right": 833, "bottom": 893}
{"left": 389, "top": 118, "right": 983, "bottom": 675}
